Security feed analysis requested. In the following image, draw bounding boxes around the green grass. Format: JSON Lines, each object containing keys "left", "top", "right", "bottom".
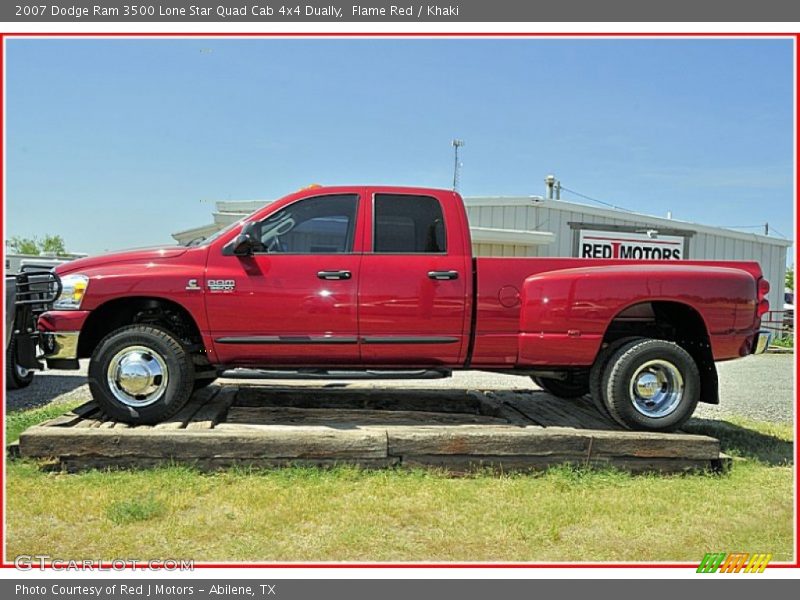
{"left": 4, "top": 402, "right": 794, "bottom": 563}
{"left": 106, "top": 494, "right": 166, "bottom": 525}
{"left": 5, "top": 397, "right": 84, "bottom": 444}
{"left": 684, "top": 417, "right": 793, "bottom": 465}
{"left": 770, "top": 334, "right": 794, "bottom": 349}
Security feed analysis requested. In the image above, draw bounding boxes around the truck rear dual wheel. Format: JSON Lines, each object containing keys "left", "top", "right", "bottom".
{"left": 589, "top": 337, "right": 640, "bottom": 420}
{"left": 88, "top": 325, "right": 195, "bottom": 424}
{"left": 599, "top": 339, "right": 701, "bottom": 432}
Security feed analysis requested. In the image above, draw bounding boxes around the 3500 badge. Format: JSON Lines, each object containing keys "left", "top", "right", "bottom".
{"left": 207, "top": 279, "right": 236, "bottom": 292}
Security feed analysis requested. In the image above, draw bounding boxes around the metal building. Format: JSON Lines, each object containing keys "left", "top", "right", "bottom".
{"left": 172, "top": 195, "right": 791, "bottom": 312}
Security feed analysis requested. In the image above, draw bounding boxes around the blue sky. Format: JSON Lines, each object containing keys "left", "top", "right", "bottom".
{"left": 5, "top": 38, "right": 794, "bottom": 255}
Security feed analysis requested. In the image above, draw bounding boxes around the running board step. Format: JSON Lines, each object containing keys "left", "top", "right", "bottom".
{"left": 219, "top": 369, "right": 452, "bottom": 381}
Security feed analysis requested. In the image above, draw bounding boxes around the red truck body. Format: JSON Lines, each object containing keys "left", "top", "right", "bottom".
{"left": 34, "top": 185, "right": 770, "bottom": 429}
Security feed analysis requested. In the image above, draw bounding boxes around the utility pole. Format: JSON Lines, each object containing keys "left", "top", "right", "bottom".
{"left": 452, "top": 139, "right": 465, "bottom": 191}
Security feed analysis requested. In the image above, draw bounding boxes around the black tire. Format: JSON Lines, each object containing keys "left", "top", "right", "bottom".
{"left": 532, "top": 373, "right": 589, "bottom": 399}
{"left": 589, "top": 337, "right": 640, "bottom": 420}
{"left": 88, "top": 325, "right": 195, "bottom": 424}
{"left": 602, "top": 338, "right": 701, "bottom": 432}
{"left": 6, "top": 337, "right": 34, "bottom": 390}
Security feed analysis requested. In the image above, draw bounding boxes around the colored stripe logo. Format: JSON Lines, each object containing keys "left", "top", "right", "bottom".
{"left": 697, "top": 553, "right": 772, "bottom": 573}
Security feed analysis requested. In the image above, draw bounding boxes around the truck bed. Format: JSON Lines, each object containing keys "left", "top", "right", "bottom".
{"left": 471, "top": 257, "right": 763, "bottom": 367}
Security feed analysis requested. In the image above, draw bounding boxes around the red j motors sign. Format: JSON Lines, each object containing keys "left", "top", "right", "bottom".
{"left": 579, "top": 230, "right": 685, "bottom": 260}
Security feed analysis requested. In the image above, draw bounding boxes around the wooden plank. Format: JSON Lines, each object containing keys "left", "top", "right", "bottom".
{"left": 522, "top": 394, "right": 615, "bottom": 430}
{"left": 578, "top": 429, "right": 720, "bottom": 459}
{"left": 492, "top": 391, "right": 550, "bottom": 426}
{"left": 525, "top": 397, "right": 588, "bottom": 429}
{"left": 226, "top": 406, "right": 507, "bottom": 427}
{"left": 526, "top": 395, "right": 616, "bottom": 429}
{"left": 565, "top": 399, "right": 619, "bottom": 430}
{"left": 473, "top": 391, "right": 533, "bottom": 425}
{"left": 233, "top": 386, "right": 485, "bottom": 414}
{"left": 19, "top": 426, "right": 388, "bottom": 460}
{"left": 73, "top": 413, "right": 106, "bottom": 429}
{"left": 38, "top": 402, "right": 99, "bottom": 428}
{"left": 90, "top": 413, "right": 108, "bottom": 428}
{"left": 154, "top": 386, "right": 220, "bottom": 430}
{"left": 387, "top": 425, "right": 720, "bottom": 459}
{"left": 186, "top": 388, "right": 237, "bottom": 430}
{"left": 540, "top": 397, "right": 616, "bottom": 430}
{"left": 387, "top": 425, "right": 589, "bottom": 456}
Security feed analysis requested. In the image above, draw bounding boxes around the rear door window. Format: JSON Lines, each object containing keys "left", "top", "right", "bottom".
{"left": 373, "top": 194, "right": 446, "bottom": 253}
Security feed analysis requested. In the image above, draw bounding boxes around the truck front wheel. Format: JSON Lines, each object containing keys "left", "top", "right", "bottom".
{"left": 88, "top": 325, "right": 195, "bottom": 424}
{"left": 601, "top": 338, "right": 700, "bottom": 432}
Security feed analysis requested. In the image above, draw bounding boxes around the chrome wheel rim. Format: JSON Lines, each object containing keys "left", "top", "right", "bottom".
{"left": 628, "top": 359, "right": 684, "bottom": 418}
{"left": 15, "top": 363, "right": 30, "bottom": 379}
{"left": 106, "top": 345, "right": 168, "bottom": 407}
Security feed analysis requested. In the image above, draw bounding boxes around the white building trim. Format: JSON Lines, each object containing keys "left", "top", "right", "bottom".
{"left": 470, "top": 227, "right": 554, "bottom": 246}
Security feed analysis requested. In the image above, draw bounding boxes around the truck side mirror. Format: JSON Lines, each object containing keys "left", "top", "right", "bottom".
{"left": 223, "top": 222, "right": 259, "bottom": 256}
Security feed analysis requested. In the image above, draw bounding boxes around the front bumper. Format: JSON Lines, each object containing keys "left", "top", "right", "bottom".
{"left": 752, "top": 330, "right": 772, "bottom": 355}
{"left": 37, "top": 310, "right": 90, "bottom": 362}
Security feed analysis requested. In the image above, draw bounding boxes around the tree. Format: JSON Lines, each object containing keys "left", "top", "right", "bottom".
{"left": 8, "top": 234, "right": 68, "bottom": 256}
{"left": 40, "top": 234, "right": 67, "bottom": 256}
{"left": 786, "top": 265, "right": 794, "bottom": 292}
{"left": 9, "top": 236, "right": 40, "bottom": 255}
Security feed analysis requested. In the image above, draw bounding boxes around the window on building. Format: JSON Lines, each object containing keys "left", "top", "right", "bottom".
{"left": 373, "top": 194, "right": 446, "bottom": 253}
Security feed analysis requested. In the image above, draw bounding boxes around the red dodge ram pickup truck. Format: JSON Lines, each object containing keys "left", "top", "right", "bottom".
{"left": 25, "top": 186, "right": 770, "bottom": 431}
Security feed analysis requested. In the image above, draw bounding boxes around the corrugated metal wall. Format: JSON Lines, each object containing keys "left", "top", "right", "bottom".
{"left": 465, "top": 200, "right": 789, "bottom": 311}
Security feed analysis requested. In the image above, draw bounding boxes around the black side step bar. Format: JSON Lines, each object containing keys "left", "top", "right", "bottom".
{"left": 219, "top": 368, "right": 452, "bottom": 381}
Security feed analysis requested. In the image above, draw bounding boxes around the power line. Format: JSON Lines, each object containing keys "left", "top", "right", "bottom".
{"left": 558, "top": 185, "right": 634, "bottom": 213}
{"left": 555, "top": 181, "right": 789, "bottom": 240}
{"left": 769, "top": 226, "right": 789, "bottom": 239}
{"left": 719, "top": 224, "right": 789, "bottom": 239}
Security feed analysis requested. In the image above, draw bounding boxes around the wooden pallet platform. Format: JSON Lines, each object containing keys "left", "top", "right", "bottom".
{"left": 15, "top": 383, "right": 728, "bottom": 474}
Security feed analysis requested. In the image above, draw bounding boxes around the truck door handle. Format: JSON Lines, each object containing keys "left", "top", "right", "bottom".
{"left": 317, "top": 270, "right": 352, "bottom": 280}
{"left": 428, "top": 270, "right": 459, "bottom": 280}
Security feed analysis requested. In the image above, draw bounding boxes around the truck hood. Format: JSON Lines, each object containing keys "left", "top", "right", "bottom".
{"left": 55, "top": 246, "right": 190, "bottom": 275}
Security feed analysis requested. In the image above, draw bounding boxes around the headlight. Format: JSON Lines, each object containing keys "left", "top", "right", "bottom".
{"left": 53, "top": 274, "right": 89, "bottom": 310}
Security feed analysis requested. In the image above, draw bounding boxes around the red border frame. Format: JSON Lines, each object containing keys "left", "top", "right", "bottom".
{"left": 0, "top": 30, "right": 796, "bottom": 572}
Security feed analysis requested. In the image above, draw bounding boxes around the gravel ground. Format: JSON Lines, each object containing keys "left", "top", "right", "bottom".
{"left": 697, "top": 352, "right": 794, "bottom": 423}
{"left": 5, "top": 352, "right": 795, "bottom": 424}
